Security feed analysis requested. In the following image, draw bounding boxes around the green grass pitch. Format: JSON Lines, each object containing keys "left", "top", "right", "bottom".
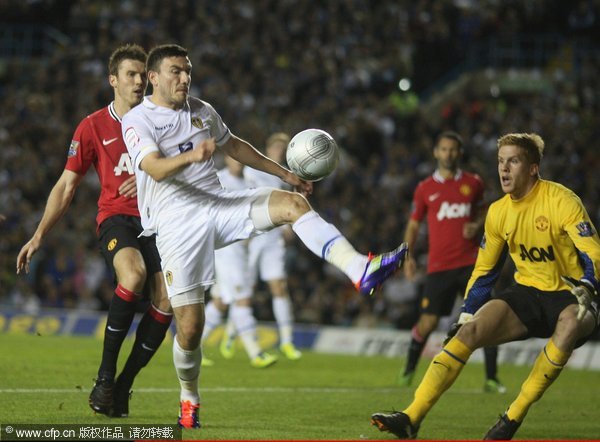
{"left": 0, "top": 333, "right": 597, "bottom": 440}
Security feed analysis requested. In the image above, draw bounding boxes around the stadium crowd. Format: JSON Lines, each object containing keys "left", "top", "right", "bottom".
{"left": 1, "top": 0, "right": 599, "bottom": 331}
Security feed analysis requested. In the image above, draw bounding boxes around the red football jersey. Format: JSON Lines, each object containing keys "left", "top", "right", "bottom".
{"left": 410, "top": 170, "right": 484, "bottom": 273}
{"left": 65, "top": 102, "right": 139, "bottom": 229}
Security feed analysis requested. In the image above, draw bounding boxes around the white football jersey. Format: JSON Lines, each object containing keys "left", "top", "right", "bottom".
{"left": 122, "top": 96, "right": 231, "bottom": 234}
{"left": 244, "top": 166, "right": 289, "bottom": 191}
{"left": 217, "top": 167, "right": 247, "bottom": 192}
{"left": 244, "top": 164, "right": 289, "bottom": 281}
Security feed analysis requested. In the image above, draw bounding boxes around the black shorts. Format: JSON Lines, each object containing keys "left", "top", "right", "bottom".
{"left": 98, "top": 215, "right": 162, "bottom": 291}
{"left": 493, "top": 283, "right": 599, "bottom": 348}
{"left": 421, "top": 266, "right": 473, "bottom": 316}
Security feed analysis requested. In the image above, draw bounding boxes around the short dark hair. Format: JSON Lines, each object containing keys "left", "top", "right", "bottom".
{"left": 147, "top": 44, "right": 188, "bottom": 73}
{"left": 436, "top": 130, "right": 463, "bottom": 150}
{"left": 497, "top": 133, "right": 544, "bottom": 164}
{"left": 108, "top": 44, "right": 147, "bottom": 76}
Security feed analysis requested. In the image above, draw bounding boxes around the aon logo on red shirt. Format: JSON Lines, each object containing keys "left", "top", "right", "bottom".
{"left": 436, "top": 202, "right": 471, "bottom": 221}
{"left": 114, "top": 153, "right": 134, "bottom": 176}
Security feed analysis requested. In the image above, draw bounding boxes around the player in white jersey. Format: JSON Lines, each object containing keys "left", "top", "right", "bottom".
{"left": 221, "top": 132, "right": 302, "bottom": 360}
{"left": 122, "top": 44, "right": 408, "bottom": 429}
{"left": 202, "top": 156, "right": 278, "bottom": 368}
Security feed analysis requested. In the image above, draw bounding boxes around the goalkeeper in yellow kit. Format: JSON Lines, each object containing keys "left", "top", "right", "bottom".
{"left": 371, "top": 133, "right": 600, "bottom": 440}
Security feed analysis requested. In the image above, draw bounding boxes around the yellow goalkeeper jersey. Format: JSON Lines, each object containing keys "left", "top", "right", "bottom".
{"left": 463, "top": 179, "right": 600, "bottom": 313}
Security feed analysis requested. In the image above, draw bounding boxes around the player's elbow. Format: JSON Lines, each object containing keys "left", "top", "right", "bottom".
{"left": 147, "top": 170, "right": 169, "bottom": 182}
{"left": 140, "top": 161, "right": 169, "bottom": 182}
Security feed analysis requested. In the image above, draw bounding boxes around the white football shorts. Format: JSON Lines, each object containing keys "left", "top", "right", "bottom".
{"left": 155, "top": 187, "right": 274, "bottom": 298}
{"left": 248, "top": 227, "right": 287, "bottom": 283}
{"left": 212, "top": 239, "right": 253, "bottom": 304}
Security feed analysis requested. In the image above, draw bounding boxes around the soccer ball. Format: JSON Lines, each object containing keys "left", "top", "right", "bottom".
{"left": 286, "top": 128, "right": 339, "bottom": 182}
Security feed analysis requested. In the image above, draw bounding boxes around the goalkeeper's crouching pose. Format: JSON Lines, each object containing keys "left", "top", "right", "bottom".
{"left": 371, "top": 132, "right": 600, "bottom": 440}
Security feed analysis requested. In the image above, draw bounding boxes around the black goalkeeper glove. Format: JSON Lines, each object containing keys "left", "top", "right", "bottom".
{"left": 443, "top": 312, "right": 473, "bottom": 345}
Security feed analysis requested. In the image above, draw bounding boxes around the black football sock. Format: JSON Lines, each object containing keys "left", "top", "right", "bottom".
{"left": 116, "top": 305, "right": 173, "bottom": 390}
{"left": 97, "top": 284, "right": 140, "bottom": 380}
{"left": 483, "top": 346, "right": 499, "bottom": 380}
{"left": 404, "top": 326, "right": 427, "bottom": 374}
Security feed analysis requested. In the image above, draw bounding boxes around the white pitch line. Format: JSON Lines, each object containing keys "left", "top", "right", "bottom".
{"left": 0, "top": 386, "right": 485, "bottom": 394}
{"left": 0, "top": 387, "right": 394, "bottom": 394}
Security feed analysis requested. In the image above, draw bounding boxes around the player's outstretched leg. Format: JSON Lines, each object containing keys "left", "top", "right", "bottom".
{"left": 356, "top": 243, "right": 409, "bottom": 295}
{"left": 290, "top": 210, "right": 407, "bottom": 296}
{"left": 371, "top": 411, "right": 419, "bottom": 439}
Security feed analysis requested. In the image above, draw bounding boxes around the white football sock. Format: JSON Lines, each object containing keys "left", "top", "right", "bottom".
{"left": 224, "top": 316, "right": 236, "bottom": 341}
{"left": 292, "top": 210, "right": 368, "bottom": 283}
{"left": 230, "top": 305, "right": 261, "bottom": 359}
{"left": 272, "top": 297, "right": 293, "bottom": 345}
{"left": 201, "top": 301, "right": 223, "bottom": 342}
{"left": 172, "top": 336, "right": 201, "bottom": 403}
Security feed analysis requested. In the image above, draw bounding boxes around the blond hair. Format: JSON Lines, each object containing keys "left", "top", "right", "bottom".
{"left": 266, "top": 132, "right": 290, "bottom": 148}
{"left": 497, "top": 133, "right": 544, "bottom": 164}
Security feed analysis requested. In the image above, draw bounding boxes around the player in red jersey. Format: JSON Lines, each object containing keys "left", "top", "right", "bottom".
{"left": 16, "top": 44, "right": 172, "bottom": 417}
{"left": 397, "top": 131, "right": 504, "bottom": 393}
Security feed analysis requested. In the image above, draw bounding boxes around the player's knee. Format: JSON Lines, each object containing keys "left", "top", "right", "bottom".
{"left": 117, "top": 264, "right": 147, "bottom": 293}
{"left": 417, "top": 315, "right": 438, "bottom": 336}
{"left": 284, "top": 192, "right": 311, "bottom": 221}
{"left": 455, "top": 321, "right": 484, "bottom": 349}
{"left": 214, "top": 297, "right": 228, "bottom": 311}
{"left": 176, "top": 320, "right": 204, "bottom": 348}
{"left": 558, "top": 309, "right": 579, "bottom": 330}
{"left": 234, "top": 297, "right": 252, "bottom": 307}
{"left": 265, "top": 190, "right": 311, "bottom": 226}
{"left": 153, "top": 296, "right": 172, "bottom": 313}
{"left": 554, "top": 308, "right": 587, "bottom": 347}
{"left": 267, "top": 281, "right": 288, "bottom": 298}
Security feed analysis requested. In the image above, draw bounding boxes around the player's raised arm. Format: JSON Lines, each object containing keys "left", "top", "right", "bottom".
{"left": 221, "top": 134, "right": 313, "bottom": 196}
{"left": 16, "top": 169, "right": 83, "bottom": 274}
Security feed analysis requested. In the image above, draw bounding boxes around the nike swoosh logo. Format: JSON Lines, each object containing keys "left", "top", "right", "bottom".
{"left": 428, "top": 193, "right": 441, "bottom": 202}
{"left": 107, "top": 325, "right": 126, "bottom": 332}
{"left": 102, "top": 137, "right": 119, "bottom": 146}
{"left": 544, "top": 374, "right": 557, "bottom": 381}
{"left": 141, "top": 343, "right": 156, "bottom": 351}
